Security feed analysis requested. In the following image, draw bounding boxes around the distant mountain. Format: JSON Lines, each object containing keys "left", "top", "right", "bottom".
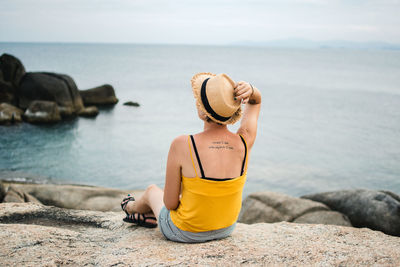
{"left": 230, "top": 39, "right": 400, "bottom": 50}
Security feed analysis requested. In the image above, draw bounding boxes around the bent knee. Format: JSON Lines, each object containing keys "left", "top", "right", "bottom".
{"left": 146, "top": 184, "right": 160, "bottom": 192}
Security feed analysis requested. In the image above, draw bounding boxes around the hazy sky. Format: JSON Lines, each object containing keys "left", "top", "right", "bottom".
{"left": 1, "top": 0, "right": 399, "bottom": 44}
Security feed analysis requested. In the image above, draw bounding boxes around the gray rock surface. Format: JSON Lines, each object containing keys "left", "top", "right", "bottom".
{"left": 302, "top": 189, "right": 400, "bottom": 236}
{"left": 3, "top": 182, "right": 141, "bottom": 212}
{"left": 0, "top": 103, "right": 23, "bottom": 124}
{"left": 293, "top": 210, "right": 352, "bottom": 226}
{"left": 79, "top": 84, "right": 118, "bottom": 105}
{"left": 18, "top": 72, "right": 84, "bottom": 116}
{"left": 23, "top": 100, "right": 62, "bottom": 123}
{"left": 238, "top": 191, "right": 352, "bottom": 227}
{"left": 0, "top": 203, "right": 399, "bottom": 266}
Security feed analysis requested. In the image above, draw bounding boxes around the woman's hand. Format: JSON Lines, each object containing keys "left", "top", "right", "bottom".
{"left": 234, "top": 81, "right": 254, "bottom": 104}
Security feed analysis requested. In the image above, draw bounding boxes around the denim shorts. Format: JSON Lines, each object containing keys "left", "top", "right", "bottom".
{"left": 158, "top": 206, "right": 236, "bottom": 243}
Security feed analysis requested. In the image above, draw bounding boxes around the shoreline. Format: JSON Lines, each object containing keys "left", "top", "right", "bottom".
{"left": 1, "top": 178, "right": 399, "bottom": 237}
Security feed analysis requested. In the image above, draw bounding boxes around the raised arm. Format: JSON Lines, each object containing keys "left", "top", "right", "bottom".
{"left": 235, "top": 81, "right": 262, "bottom": 149}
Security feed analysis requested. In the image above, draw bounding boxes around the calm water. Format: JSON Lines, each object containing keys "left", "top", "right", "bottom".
{"left": 1, "top": 43, "right": 399, "bottom": 197}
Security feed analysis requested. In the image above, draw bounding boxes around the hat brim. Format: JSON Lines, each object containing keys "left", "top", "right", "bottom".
{"left": 191, "top": 72, "right": 242, "bottom": 125}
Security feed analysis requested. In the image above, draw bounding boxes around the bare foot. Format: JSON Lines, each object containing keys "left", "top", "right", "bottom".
{"left": 125, "top": 200, "right": 137, "bottom": 214}
{"left": 125, "top": 196, "right": 152, "bottom": 214}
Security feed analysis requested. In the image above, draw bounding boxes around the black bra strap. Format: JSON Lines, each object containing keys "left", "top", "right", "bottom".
{"left": 239, "top": 135, "right": 247, "bottom": 175}
{"left": 190, "top": 135, "right": 205, "bottom": 178}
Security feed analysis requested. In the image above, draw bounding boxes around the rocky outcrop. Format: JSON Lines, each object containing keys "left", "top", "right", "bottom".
{"left": 302, "top": 189, "right": 400, "bottom": 236}
{"left": 238, "top": 191, "right": 352, "bottom": 227}
{"left": 0, "top": 54, "right": 118, "bottom": 125}
{"left": 23, "top": 100, "right": 62, "bottom": 123}
{"left": 1, "top": 182, "right": 140, "bottom": 212}
{"left": 0, "top": 203, "right": 399, "bottom": 266}
{"left": 123, "top": 101, "right": 140, "bottom": 107}
{"left": 79, "top": 84, "right": 118, "bottom": 105}
{"left": 18, "top": 72, "right": 84, "bottom": 116}
{"left": 0, "top": 103, "right": 23, "bottom": 124}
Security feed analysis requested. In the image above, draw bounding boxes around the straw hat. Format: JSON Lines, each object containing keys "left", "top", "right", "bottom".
{"left": 191, "top": 72, "right": 242, "bottom": 125}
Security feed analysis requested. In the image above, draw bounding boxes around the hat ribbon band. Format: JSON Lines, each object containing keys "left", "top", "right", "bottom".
{"left": 201, "top": 78, "right": 231, "bottom": 122}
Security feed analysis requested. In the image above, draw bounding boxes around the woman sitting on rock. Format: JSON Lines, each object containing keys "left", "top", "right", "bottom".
{"left": 121, "top": 72, "right": 261, "bottom": 243}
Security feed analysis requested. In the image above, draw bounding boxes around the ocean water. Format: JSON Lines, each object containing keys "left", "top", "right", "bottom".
{"left": 0, "top": 42, "right": 399, "bottom": 197}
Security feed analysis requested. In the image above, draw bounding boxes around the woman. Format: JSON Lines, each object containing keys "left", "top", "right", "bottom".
{"left": 121, "top": 72, "right": 261, "bottom": 243}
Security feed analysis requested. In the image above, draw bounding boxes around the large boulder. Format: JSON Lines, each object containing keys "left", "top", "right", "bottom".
{"left": 23, "top": 100, "right": 61, "bottom": 124}
{"left": 238, "top": 191, "right": 352, "bottom": 227}
{"left": 0, "top": 53, "right": 26, "bottom": 87}
{"left": 0, "top": 203, "right": 399, "bottom": 266}
{"left": 18, "top": 72, "right": 84, "bottom": 116}
{"left": 79, "top": 84, "right": 118, "bottom": 106}
{"left": 302, "top": 189, "right": 400, "bottom": 236}
{"left": 0, "top": 103, "right": 23, "bottom": 124}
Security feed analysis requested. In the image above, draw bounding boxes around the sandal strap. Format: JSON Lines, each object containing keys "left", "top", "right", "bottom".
{"left": 123, "top": 213, "right": 157, "bottom": 228}
{"left": 121, "top": 195, "right": 135, "bottom": 216}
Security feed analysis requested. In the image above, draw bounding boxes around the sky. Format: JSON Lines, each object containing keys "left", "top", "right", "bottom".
{"left": 1, "top": 0, "right": 400, "bottom": 45}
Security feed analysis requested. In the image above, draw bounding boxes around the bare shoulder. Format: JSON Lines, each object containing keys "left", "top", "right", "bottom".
{"left": 171, "top": 134, "right": 187, "bottom": 145}
{"left": 169, "top": 135, "right": 188, "bottom": 152}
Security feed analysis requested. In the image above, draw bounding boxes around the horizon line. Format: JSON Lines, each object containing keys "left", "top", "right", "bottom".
{"left": 1, "top": 39, "right": 400, "bottom": 49}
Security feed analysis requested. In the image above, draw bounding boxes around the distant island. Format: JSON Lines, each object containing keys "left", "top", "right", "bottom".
{"left": 230, "top": 38, "right": 400, "bottom": 50}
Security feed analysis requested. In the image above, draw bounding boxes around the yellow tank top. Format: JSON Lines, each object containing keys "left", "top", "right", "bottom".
{"left": 170, "top": 134, "right": 248, "bottom": 232}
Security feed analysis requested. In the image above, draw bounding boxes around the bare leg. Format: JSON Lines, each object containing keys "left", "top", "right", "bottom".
{"left": 125, "top": 184, "right": 164, "bottom": 222}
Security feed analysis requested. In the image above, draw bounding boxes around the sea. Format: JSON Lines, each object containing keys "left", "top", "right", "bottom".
{"left": 0, "top": 42, "right": 399, "bottom": 197}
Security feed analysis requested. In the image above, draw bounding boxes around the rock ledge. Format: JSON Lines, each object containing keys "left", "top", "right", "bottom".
{"left": 1, "top": 203, "right": 399, "bottom": 266}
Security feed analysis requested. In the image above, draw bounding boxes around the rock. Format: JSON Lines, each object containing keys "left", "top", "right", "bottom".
{"left": 23, "top": 100, "right": 61, "bottom": 124}
{"left": 302, "top": 189, "right": 400, "bottom": 236}
{"left": 0, "top": 182, "right": 6, "bottom": 202}
{"left": 0, "top": 103, "right": 23, "bottom": 124}
{"left": 0, "top": 77, "right": 16, "bottom": 104}
{"left": 4, "top": 182, "right": 141, "bottom": 212}
{"left": 123, "top": 101, "right": 140, "bottom": 107}
{"left": 0, "top": 53, "right": 26, "bottom": 87}
{"left": 3, "top": 186, "right": 25, "bottom": 203}
{"left": 2, "top": 185, "right": 42, "bottom": 204}
{"left": 0, "top": 203, "right": 399, "bottom": 266}
{"left": 238, "top": 191, "right": 351, "bottom": 227}
{"left": 79, "top": 84, "right": 118, "bottom": 105}
{"left": 24, "top": 193, "right": 42, "bottom": 204}
{"left": 78, "top": 105, "right": 99, "bottom": 117}
{"left": 293, "top": 210, "right": 352, "bottom": 226}
{"left": 18, "top": 72, "right": 84, "bottom": 116}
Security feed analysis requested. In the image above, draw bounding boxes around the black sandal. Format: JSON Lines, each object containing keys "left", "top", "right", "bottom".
{"left": 123, "top": 213, "right": 158, "bottom": 228}
{"left": 121, "top": 194, "right": 135, "bottom": 216}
